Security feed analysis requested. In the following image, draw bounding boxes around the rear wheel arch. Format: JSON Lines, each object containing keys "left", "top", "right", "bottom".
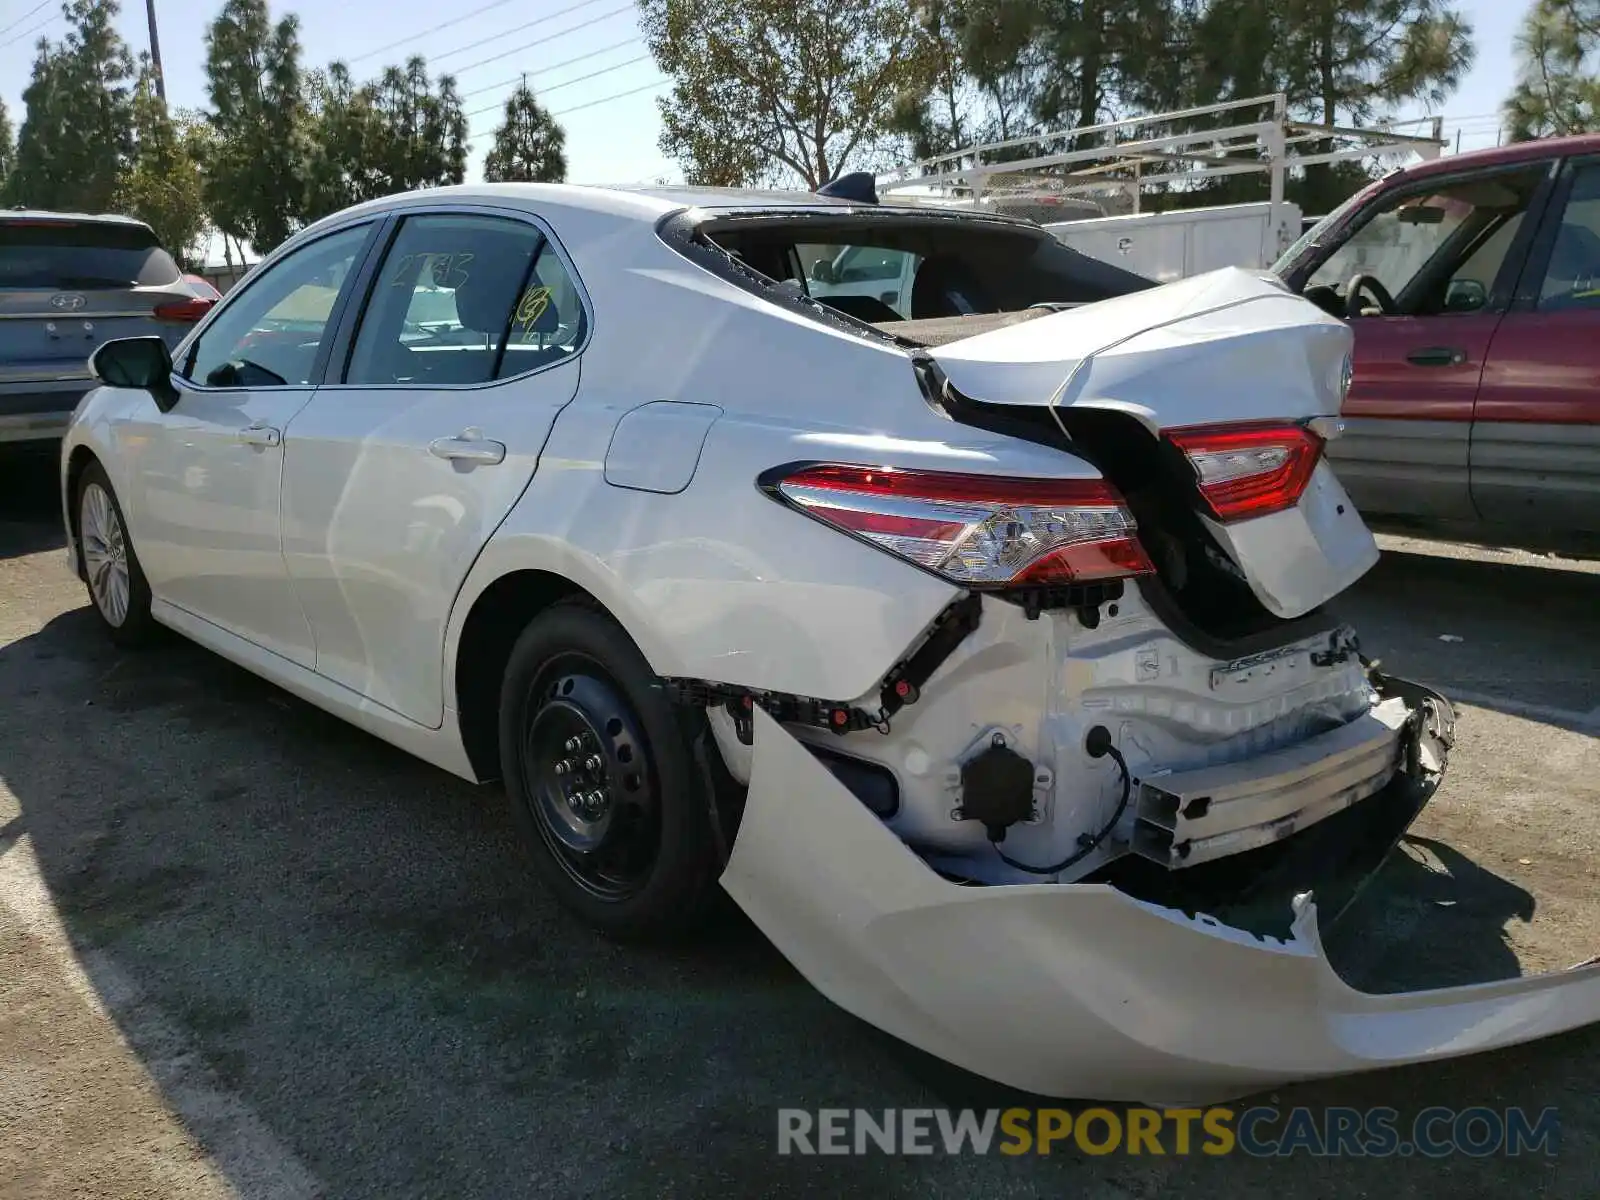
{"left": 454, "top": 569, "right": 591, "bottom": 782}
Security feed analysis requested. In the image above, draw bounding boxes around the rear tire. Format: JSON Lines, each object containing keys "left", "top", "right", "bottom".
{"left": 76, "top": 462, "right": 157, "bottom": 648}
{"left": 498, "top": 601, "right": 722, "bottom": 941}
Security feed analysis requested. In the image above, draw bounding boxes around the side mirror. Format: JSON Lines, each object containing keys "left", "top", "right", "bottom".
{"left": 809, "top": 258, "right": 837, "bottom": 284}
{"left": 1444, "top": 279, "right": 1488, "bottom": 313}
{"left": 91, "top": 336, "right": 179, "bottom": 412}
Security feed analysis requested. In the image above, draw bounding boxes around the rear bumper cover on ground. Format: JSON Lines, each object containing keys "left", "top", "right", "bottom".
{"left": 722, "top": 693, "right": 1600, "bottom": 1104}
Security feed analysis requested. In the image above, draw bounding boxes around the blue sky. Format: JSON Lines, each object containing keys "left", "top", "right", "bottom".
{"left": 0, "top": 0, "right": 1527, "bottom": 188}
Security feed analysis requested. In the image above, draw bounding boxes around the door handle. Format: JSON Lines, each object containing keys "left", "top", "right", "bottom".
{"left": 1406, "top": 346, "right": 1467, "bottom": 367}
{"left": 428, "top": 427, "right": 506, "bottom": 465}
{"left": 237, "top": 421, "right": 282, "bottom": 447}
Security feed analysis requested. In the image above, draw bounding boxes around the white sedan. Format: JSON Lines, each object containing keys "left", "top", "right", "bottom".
{"left": 60, "top": 181, "right": 1600, "bottom": 1103}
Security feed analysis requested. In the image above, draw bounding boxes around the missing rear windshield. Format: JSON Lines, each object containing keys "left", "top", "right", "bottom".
{"left": 0, "top": 221, "right": 180, "bottom": 289}
{"left": 658, "top": 208, "right": 1153, "bottom": 343}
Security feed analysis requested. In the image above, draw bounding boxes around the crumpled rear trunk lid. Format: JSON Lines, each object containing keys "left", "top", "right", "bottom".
{"left": 925, "top": 268, "right": 1375, "bottom": 619}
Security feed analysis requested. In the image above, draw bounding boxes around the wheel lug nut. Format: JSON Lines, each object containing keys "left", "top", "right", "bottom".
{"left": 554, "top": 760, "right": 569, "bottom": 776}
{"left": 584, "top": 754, "right": 603, "bottom": 771}
{"left": 565, "top": 736, "right": 583, "bottom": 753}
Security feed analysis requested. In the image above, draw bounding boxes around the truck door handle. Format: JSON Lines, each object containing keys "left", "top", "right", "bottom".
{"left": 1406, "top": 346, "right": 1466, "bottom": 367}
{"left": 237, "top": 421, "right": 281, "bottom": 447}
{"left": 428, "top": 427, "right": 506, "bottom": 465}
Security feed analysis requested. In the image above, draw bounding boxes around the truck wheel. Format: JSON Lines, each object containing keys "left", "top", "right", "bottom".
{"left": 76, "top": 462, "right": 157, "bottom": 648}
{"left": 498, "top": 601, "right": 721, "bottom": 940}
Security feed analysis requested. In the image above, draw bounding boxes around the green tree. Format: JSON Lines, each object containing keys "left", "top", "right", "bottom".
{"left": 890, "top": 0, "right": 977, "bottom": 160}
{"left": 367, "top": 56, "right": 469, "bottom": 191}
{"left": 483, "top": 80, "right": 568, "bottom": 182}
{"left": 1504, "top": 0, "right": 1600, "bottom": 140}
{"left": 639, "top": 0, "right": 940, "bottom": 188}
{"left": 1195, "top": 0, "right": 1473, "bottom": 129}
{"left": 955, "top": 0, "right": 1193, "bottom": 135}
{"left": 302, "top": 61, "right": 386, "bottom": 220}
{"left": 203, "top": 0, "right": 307, "bottom": 253}
{"left": 119, "top": 66, "right": 209, "bottom": 265}
{"left": 6, "top": 0, "right": 136, "bottom": 211}
{"left": 0, "top": 98, "right": 13, "bottom": 191}
{"left": 1191, "top": 0, "right": 1474, "bottom": 211}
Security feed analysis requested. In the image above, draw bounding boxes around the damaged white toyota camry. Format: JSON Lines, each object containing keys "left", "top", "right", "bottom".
{"left": 60, "top": 179, "right": 1600, "bottom": 1103}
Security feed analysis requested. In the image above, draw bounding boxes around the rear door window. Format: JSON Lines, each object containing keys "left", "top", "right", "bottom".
{"left": 345, "top": 213, "right": 586, "bottom": 386}
{"left": 1534, "top": 163, "right": 1600, "bottom": 310}
{"left": 0, "top": 221, "right": 180, "bottom": 289}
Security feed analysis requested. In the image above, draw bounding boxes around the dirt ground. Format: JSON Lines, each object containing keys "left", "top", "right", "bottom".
{"left": 2, "top": 452, "right": 1597, "bottom": 1199}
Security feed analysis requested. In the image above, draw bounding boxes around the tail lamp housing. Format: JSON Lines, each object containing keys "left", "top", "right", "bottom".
{"left": 1164, "top": 421, "right": 1324, "bottom": 523}
{"left": 761, "top": 463, "right": 1153, "bottom": 588}
{"left": 153, "top": 297, "right": 216, "bottom": 323}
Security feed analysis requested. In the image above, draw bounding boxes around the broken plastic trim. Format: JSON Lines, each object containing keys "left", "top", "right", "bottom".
{"left": 663, "top": 593, "right": 984, "bottom": 745}
{"left": 721, "top": 688, "right": 1600, "bottom": 1105}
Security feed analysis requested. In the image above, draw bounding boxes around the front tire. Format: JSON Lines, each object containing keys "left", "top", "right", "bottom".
{"left": 76, "top": 461, "right": 156, "bottom": 647}
{"left": 498, "top": 601, "right": 722, "bottom": 941}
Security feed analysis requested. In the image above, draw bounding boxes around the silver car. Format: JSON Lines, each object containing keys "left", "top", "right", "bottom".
{"left": 1, "top": 210, "right": 213, "bottom": 446}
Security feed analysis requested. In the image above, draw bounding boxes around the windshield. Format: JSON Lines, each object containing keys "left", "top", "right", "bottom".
{"left": 1271, "top": 188, "right": 1374, "bottom": 278}
{"left": 0, "top": 221, "right": 180, "bottom": 289}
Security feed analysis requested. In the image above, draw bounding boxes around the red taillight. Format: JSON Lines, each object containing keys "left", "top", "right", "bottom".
{"left": 764, "top": 463, "right": 1154, "bottom": 586}
{"left": 153, "top": 297, "right": 215, "bottom": 323}
{"left": 1165, "top": 422, "right": 1323, "bottom": 522}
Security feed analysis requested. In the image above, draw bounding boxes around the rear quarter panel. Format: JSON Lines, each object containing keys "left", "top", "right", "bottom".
{"left": 447, "top": 214, "right": 1110, "bottom": 703}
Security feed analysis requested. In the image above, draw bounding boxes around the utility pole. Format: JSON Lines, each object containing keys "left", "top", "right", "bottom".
{"left": 145, "top": 0, "right": 166, "bottom": 102}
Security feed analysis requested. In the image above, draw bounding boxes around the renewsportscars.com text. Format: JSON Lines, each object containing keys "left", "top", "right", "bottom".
{"left": 776, "top": 1106, "right": 1560, "bottom": 1158}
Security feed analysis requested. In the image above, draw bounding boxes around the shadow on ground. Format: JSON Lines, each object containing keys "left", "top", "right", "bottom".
{"left": 3, "top": 604, "right": 1596, "bottom": 1199}
{"left": 1332, "top": 548, "right": 1600, "bottom": 733}
{"left": 0, "top": 461, "right": 1596, "bottom": 1197}
{"left": 0, "top": 450, "right": 66, "bottom": 561}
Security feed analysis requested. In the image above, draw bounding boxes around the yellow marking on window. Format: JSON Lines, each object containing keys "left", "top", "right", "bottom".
{"left": 515, "top": 286, "right": 553, "bottom": 336}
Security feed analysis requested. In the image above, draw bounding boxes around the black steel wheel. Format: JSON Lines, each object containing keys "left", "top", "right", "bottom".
{"left": 521, "top": 657, "right": 660, "bottom": 900}
{"left": 499, "top": 601, "right": 722, "bottom": 940}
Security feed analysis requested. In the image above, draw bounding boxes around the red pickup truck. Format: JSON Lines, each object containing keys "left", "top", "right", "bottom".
{"left": 1275, "top": 135, "right": 1600, "bottom": 553}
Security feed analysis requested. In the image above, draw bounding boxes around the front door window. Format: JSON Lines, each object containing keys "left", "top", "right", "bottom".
{"left": 1304, "top": 167, "right": 1547, "bottom": 318}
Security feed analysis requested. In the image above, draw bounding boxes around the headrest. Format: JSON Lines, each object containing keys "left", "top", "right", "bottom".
{"left": 453, "top": 249, "right": 560, "bottom": 336}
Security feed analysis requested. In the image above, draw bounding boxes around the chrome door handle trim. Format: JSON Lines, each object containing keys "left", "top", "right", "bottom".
{"left": 428, "top": 427, "right": 506, "bottom": 465}
{"left": 238, "top": 422, "right": 282, "bottom": 447}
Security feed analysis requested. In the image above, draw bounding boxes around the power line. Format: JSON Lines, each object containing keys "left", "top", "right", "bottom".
{"left": 464, "top": 53, "right": 650, "bottom": 119}
{"left": 459, "top": 35, "right": 640, "bottom": 100}
{"left": 443, "top": 3, "right": 633, "bottom": 77}
{"left": 550, "top": 76, "right": 667, "bottom": 117}
{"left": 0, "top": 0, "right": 52, "bottom": 39}
{"left": 350, "top": 0, "right": 520, "bottom": 64}
{"left": 429, "top": 0, "right": 622, "bottom": 68}
{"left": 349, "top": 0, "right": 609, "bottom": 66}
{"left": 467, "top": 76, "right": 667, "bottom": 141}
{"left": 0, "top": 7, "right": 59, "bottom": 50}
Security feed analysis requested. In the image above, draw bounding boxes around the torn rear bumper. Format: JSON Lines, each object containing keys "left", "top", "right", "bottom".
{"left": 722, "top": 700, "right": 1600, "bottom": 1104}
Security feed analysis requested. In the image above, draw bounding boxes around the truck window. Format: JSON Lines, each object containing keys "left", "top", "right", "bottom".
{"left": 1304, "top": 166, "right": 1547, "bottom": 316}
{"left": 1536, "top": 164, "right": 1600, "bottom": 311}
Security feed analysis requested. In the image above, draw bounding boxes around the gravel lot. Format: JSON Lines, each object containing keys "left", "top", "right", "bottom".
{"left": 2, "top": 450, "right": 1597, "bottom": 1199}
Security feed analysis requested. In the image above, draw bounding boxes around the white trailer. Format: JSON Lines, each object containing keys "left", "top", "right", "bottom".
{"left": 1042, "top": 200, "right": 1303, "bottom": 282}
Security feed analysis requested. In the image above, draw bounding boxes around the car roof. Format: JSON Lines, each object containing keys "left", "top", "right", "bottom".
{"left": 319, "top": 181, "right": 1037, "bottom": 232}
{"left": 605, "top": 184, "right": 867, "bottom": 211}
{"left": 1399, "top": 133, "right": 1600, "bottom": 182}
{"left": 0, "top": 207, "right": 154, "bottom": 229}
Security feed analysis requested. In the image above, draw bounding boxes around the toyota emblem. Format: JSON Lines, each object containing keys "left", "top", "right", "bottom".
{"left": 50, "top": 293, "right": 87, "bottom": 311}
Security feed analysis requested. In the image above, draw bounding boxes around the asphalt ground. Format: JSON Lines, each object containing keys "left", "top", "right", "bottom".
{"left": 1, "top": 448, "right": 1597, "bottom": 1198}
